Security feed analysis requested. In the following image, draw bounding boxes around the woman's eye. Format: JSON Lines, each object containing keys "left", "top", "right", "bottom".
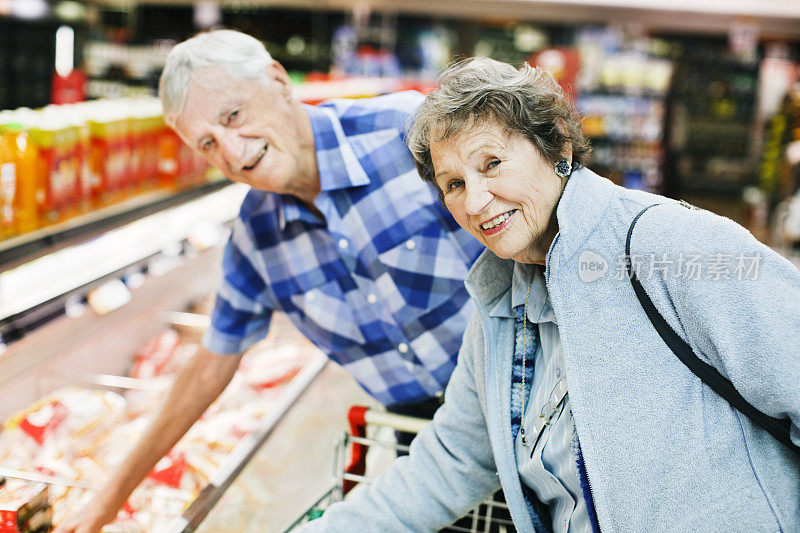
{"left": 447, "top": 179, "right": 464, "bottom": 191}
{"left": 226, "top": 110, "right": 240, "bottom": 125}
{"left": 486, "top": 159, "right": 500, "bottom": 170}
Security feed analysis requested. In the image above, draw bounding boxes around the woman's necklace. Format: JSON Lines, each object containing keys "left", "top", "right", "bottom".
{"left": 518, "top": 267, "right": 568, "bottom": 450}
{"left": 519, "top": 268, "right": 535, "bottom": 447}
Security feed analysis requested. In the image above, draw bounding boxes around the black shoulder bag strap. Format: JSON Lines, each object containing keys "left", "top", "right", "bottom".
{"left": 626, "top": 203, "right": 800, "bottom": 456}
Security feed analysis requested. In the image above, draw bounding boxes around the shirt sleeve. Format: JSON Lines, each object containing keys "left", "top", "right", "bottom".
{"left": 202, "top": 226, "right": 274, "bottom": 355}
{"left": 634, "top": 204, "right": 800, "bottom": 446}
{"left": 298, "top": 313, "right": 500, "bottom": 531}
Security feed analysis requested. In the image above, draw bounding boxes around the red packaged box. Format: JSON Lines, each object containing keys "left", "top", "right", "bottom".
{"left": 0, "top": 479, "right": 51, "bottom": 533}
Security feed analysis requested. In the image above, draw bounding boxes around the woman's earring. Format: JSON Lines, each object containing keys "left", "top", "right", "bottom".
{"left": 554, "top": 159, "right": 572, "bottom": 179}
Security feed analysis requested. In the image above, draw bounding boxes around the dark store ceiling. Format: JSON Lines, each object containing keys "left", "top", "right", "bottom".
{"left": 89, "top": 0, "right": 800, "bottom": 38}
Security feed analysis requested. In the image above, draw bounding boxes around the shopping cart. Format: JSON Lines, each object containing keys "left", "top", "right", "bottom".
{"left": 284, "top": 406, "right": 515, "bottom": 532}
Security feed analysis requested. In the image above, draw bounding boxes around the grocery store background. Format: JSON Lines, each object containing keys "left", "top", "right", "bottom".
{"left": 0, "top": 0, "right": 798, "bottom": 531}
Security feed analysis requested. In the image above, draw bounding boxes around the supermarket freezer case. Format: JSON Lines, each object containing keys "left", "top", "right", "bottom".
{"left": 0, "top": 184, "right": 369, "bottom": 531}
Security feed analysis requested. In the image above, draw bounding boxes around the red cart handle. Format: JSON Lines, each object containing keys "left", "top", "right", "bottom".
{"left": 343, "top": 406, "right": 369, "bottom": 494}
{"left": 342, "top": 406, "right": 431, "bottom": 494}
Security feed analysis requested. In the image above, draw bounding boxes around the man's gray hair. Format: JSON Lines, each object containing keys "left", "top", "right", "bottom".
{"left": 159, "top": 29, "right": 273, "bottom": 123}
{"left": 407, "top": 57, "right": 591, "bottom": 194}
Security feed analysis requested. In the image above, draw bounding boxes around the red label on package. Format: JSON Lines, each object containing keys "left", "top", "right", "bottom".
{"left": 131, "top": 329, "right": 181, "bottom": 379}
{"left": 0, "top": 509, "right": 16, "bottom": 531}
{"left": 147, "top": 450, "right": 186, "bottom": 488}
{"left": 19, "top": 401, "right": 68, "bottom": 445}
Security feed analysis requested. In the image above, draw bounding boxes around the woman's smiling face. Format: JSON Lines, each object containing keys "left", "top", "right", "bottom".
{"left": 430, "top": 119, "right": 566, "bottom": 264}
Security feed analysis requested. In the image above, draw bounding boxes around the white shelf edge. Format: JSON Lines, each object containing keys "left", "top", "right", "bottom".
{"left": 0, "top": 183, "right": 248, "bottom": 321}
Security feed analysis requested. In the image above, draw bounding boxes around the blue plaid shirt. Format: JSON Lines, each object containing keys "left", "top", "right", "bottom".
{"left": 203, "top": 91, "right": 484, "bottom": 405}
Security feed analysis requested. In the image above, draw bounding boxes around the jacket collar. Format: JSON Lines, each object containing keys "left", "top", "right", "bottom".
{"left": 552, "top": 166, "right": 616, "bottom": 266}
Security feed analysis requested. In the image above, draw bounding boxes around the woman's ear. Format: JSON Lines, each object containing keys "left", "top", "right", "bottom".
{"left": 555, "top": 118, "right": 573, "bottom": 163}
{"left": 562, "top": 141, "right": 573, "bottom": 163}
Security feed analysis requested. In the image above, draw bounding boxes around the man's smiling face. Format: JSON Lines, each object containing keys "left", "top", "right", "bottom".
{"left": 173, "top": 65, "right": 314, "bottom": 198}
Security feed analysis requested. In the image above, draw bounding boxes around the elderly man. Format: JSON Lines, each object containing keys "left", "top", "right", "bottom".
{"left": 56, "top": 29, "right": 482, "bottom": 532}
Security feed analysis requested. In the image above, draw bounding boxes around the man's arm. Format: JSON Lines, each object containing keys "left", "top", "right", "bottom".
{"left": 55, "top": 346, "right": 243, "bottom": 533}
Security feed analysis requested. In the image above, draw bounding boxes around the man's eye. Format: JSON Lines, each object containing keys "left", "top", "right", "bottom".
{"left": 486, "top": 159, "right": 500, "bottom": 170}
{"left": 226, "top": 110, "right": 240, "bottom": 125}
{"left": 200, "top": 140, "right": 214, "bottom": 152}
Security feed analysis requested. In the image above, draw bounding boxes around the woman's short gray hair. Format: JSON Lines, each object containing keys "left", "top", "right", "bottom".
{"left": 159, "top": 29, "right": 273, "bottom": 123}
{"left": 407, "top": 57, "right": 590, "bottom": 194}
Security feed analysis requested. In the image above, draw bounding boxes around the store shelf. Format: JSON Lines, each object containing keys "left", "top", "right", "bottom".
{"left": 0, "top": 178, "right": 231, "bottom": 270}
{"left": 0, "top": 181, "right": 249, "bottom": 346}
{"left": 293, "top": 77, "right": 401, "bottom": 103}
{"left": 0, "top": 242, "right": 222, "bottom": 419}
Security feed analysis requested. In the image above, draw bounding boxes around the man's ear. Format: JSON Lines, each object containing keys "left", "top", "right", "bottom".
{"left": 266, "top": 60, "right": 292, "bottom": 96}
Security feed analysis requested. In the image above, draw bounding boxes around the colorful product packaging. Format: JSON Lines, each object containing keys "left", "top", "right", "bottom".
{"left": 28, "top": 116, "right": 79, "bottom": 224}
{"left": 0, "top": 479, "right": 51, "bottom": 533}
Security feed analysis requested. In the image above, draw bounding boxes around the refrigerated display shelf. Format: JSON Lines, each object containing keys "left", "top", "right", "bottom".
{"left": 168, "top": 354, "right": 328, "bottom": 533}
{"left": 0, "top": 178, "right": 230, "bottom": 270}
{"left": 0, "top": 196, "right": 339, "bottom": 531}
{"left": 0, "top": 241, "right": 225, "bottom": 409}
{"left": 0, "top": 182, "right": 249, "bottom": 346}
{"left": 2, "top": 347, "right": 331, "bottom": 532}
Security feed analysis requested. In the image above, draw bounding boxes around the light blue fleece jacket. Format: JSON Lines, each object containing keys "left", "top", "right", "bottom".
{"left": 300, "top": 167, "right": 800, "bottom": 532}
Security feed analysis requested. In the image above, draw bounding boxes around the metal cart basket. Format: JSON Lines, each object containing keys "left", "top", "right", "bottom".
{"left": 284, "top": 406, "right": 514, "bottom": 533}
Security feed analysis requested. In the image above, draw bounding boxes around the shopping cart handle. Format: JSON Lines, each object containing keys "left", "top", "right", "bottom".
{"left": 343, "top": 406, "right": 432, "bottom": 494}
{"left": 362, "top": 409, "right": 431, "bottom": 434}
{"left": 343, "top": 406, "right": 370, "bottom": 494}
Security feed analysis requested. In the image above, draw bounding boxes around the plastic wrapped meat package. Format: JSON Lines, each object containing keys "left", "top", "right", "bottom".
{"left": 0, "top": 327, "right": 313, "bottom": 531}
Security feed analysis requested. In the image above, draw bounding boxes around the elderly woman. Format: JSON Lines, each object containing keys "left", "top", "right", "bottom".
{"left": 301, "top": 58, "right": 800, "bottom": 532}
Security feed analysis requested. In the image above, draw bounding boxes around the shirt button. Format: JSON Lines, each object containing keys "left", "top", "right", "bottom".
{"left": 366, "top": 293, "right": 378, "bottom": 304}
{"left": 556, "top": 368, "right": 562, "bottom": 378}
{"left": 338, "top": 238, "right": 349, "bottom": 250}
{"left": 405, "top": 240, "right": 416, "bottom": 250}
{"left": 398, "top": 342, "right": 409, "bottom": 354}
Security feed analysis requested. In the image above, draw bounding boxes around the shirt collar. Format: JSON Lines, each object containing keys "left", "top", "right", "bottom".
{"left": 305, "top": 103, "right": 370, "bottom": 192}
{"left": 510, "top": 263, "right": 557, "bottom": 324}
{"left": 277, "top": 193, "right": 325, "bottom": 230}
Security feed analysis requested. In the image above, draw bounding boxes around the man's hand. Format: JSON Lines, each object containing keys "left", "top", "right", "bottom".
{"left": 53, "top": 500, "right": 116, "bottom": 533}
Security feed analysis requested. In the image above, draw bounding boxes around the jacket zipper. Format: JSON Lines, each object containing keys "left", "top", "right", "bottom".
{"left": 480, "top": 312, "right": 531, "bottom": 531}
{"left": 544, "top": 233, "right": 601, "bottom": 530}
